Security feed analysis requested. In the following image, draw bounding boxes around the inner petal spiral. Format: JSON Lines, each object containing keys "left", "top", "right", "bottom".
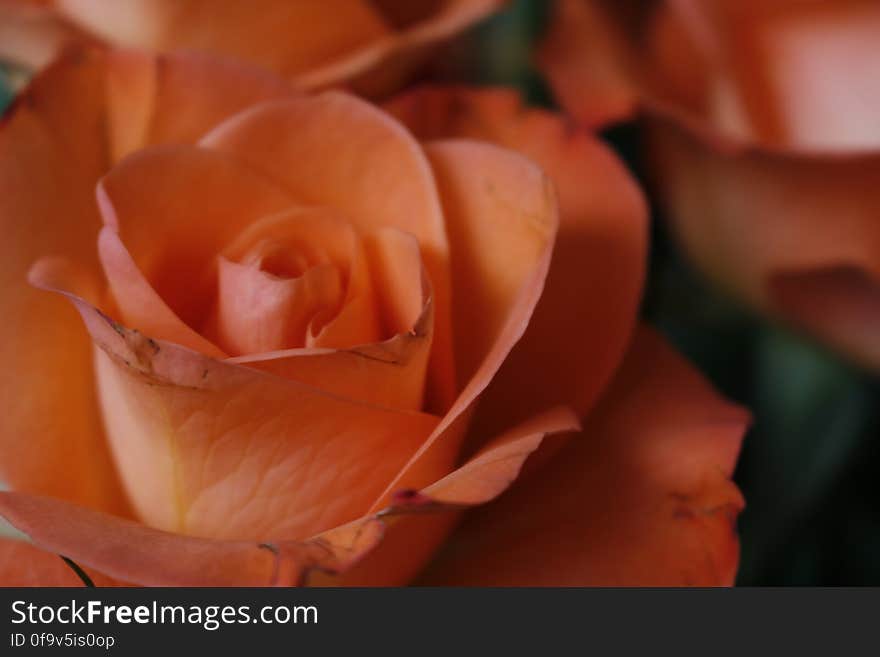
{"left": 203, "top": 208, "right": 383, "bottom": 355}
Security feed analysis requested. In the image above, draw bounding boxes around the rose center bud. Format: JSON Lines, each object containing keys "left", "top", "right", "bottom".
{"left": 203, "top": 209, "right": 383, "bottom": 356}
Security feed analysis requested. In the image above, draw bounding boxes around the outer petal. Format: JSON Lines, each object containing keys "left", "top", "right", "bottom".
{"left": 96, "top": 144, "right": 297, "bottom": 344}
{"left": 200, "top": 93, "right": 457, "bottom": 411}
{"left": 0, "top": 47, "right": 126, "bottom": 513}
{"left": 30, "top": 260, "right": 442, "bottom": 543}
{"left": 419, "top": 327, "right": 749, "bottom": 586}
{"left": 54, "top": 0, "right": 502, "bottom": 96}
{"left": 386, "top": 86, "right": 647, "bottom": 435}
{"left": 0, "top": 0, "right": 84, "bottom": 70}
{"left": 650, "top": 119, "right": 880, "bottom": 370}
{"left": 233, "top": 235, "right": 434, "bottom": 412}
{"left": 317, "top": 406, "right": 581, "bottom": 586}
{"left": 0, "top": 537, "right": 113, "bottom": 586}
{"left": 536, "top": 0, "right": 641, "bottom": 128}
{"left": 0, "top": 492, "right": 384, "bottom": 586}
{"left": 0, "top": 407, "right": 575, "bottom": 587}
{"left": 56, "top": 0, "right": 392, "bottom": 77}
{"left": 104, "top": 48, "right": 295, "bottom": 163}
{"left": 0, "top": 46, "right": 297, "bottom": 511}
{"left": 665, "top": 0, "right": 880, "bottom": 150}
{"left": 100, "top": 144, "right": 438, "bottom": 411}
{"left": 369, "top": 140, "right": 558, "bottom": 509}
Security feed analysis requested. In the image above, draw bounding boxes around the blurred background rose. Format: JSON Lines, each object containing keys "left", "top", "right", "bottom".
{"left": 2, "top": 0, "right": 879, "bottom": 586}
{"left": 403, "top": 0, "right": 880, "bottom": 586}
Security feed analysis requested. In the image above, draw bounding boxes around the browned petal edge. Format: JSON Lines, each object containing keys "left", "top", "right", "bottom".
{"left": 0, "top": 405, "right": 577, "bottom": 586}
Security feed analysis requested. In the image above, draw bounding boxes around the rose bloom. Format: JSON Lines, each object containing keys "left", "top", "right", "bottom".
{"left": 540, "top": 0, "right": 880, "bottom": 370}
{"left": 0, "top": 0, "right": 501, "bottom": 95}
{"left": 0, "top": 46, "right": 748, "bottom": 586}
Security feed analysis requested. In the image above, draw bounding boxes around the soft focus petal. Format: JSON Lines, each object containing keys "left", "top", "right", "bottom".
{"left": 200, "top": 93, "right": 457, "bottom": 410}
{"left": 281, "top": 0, "right": 505, "bottom": 95}
{"left": 0, "top": 537, "right": 113, "bottom": 586}
{"left": 0, "top": 403, "right": 574, "bottom": 588}
{"left": 650, "top": 119, "right": 880, "bottom": 370}
{"left": 57, "top": 0, "right": 392, "bottom": 77}
{"left": 407, "top": 406, "right": 580, "bottom": 506}
{"left": 369, "top": 140, "right": 558, "bottom": 509}
{"left": 669, "top": 0, "right": 880, "bottom": 150}
{"left": 101, "top": 144, "right": 436, "bottom": 410}
{"left": 0, "top": 47, "right": 126, "bottom": 512}
{"left": 97, "top": 144, "right": 296, "bottom": 338}
{"left": 30, "top": 260, "right": 442, "bottom": 542}
{"left": 105, "top": 48, "right": 295, "bottom": 163}
{"left": 0, "top": 492, "right": 383, "bottom": 586}
{"left": 420, "top": 327, "right": 748, "bottom": 586}
{"left": 53, "top": 0, "right": 501, "bottom": 96}
{"left": 387, "top": 86, "right": 647, "bottom": 436}
{"left": 0, "top": 0, "right": 84, "bottom": 70}
{"left": 536, "top": 0, "right": 641, "bottom": 128}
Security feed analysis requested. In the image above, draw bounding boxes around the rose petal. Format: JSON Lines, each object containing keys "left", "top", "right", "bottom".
{"left": 0, "top": 537, "right": 115, "bottom": 586}
{"left": 400, "top": 406, "right": 580, "bottom": 508}
{"left": 200, "top": 93, "right": 457, "bottom": 411}
{"left": 419, "top": 327, "right": 749, "bottom": 586}
{"left": 536, "top": 0, "right": 641, "bottom": 128}
{"left": 204, "top": 208, "right": 382, "bottom": 353}
{"left": 0, "top": 0, "right": 84, "bottom": 69}
{"left": 0, "top": 47, "right": 126, "bottom": 513}
{"left": 287, "top": 0, "right": 505, "bottom": 95}
{"left": 672, "top": 0, "right": 880, "bottom": 150}
{"left": 235, "top": 227, "right": 433, "bottom": 412}
{"left": 98, "top": 226, "right": 226, "bottom": 358}
{"left": 368, "top": 139, "right": 558, "bottom": 510}
{"left": 650, "top": 118, "right": 880, "bottom": 370}
{"left": 30, "top": 261, "right": 443, "bottom": 542}
{"left": 96, "top": 144, "right": 297, "bottom": 338}
{"left": 57, "top": 0, "right": 392, "bottom": 76}
{"left": 0, "top": 492, "right": 384, "bottom": 586}
{"left": 386, "top": 86, "right": 647, "bottom": 437}
{"left": 320, "top": 406, "right": 581, "bottom": 586}
{"left": 0, "top": 406, "right": 576, "bottom": 587}
{"left": 104, "top": 48, "right": 295, "bottom": 163}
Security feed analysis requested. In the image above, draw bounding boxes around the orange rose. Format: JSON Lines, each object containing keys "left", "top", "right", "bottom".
{"left": 540, "top": 0, "right": 880, "bottom": 370}
{"left": 0, "top": 0, "right": 502, "bottom": 95}
{"left": 0, "top": 48, "right": 748, "bottom": 586}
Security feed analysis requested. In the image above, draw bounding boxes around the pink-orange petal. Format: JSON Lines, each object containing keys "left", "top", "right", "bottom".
{"left": 98, "top": 226, "right": 225, "bottom": 358}
{"left": 649, "top": 118, "right": 880, "bottom": 370}
{"left": 291, "top": 0, "right": 505, "bottom": 95}
{"left": 369, "top": 139, "right": 558, "bottom": 510}
{"left": 536, "top": 0, "right": 640, "bottom": 129}
{"left": 97, "top": 144, "right": 297, "bottom": 336}
{"left": 0, "top": 492, "right": 384, "bottom": 586}
{"left": 0, "top": 0, "right": 84, "bottom": 70}
{"left": 419, "top": 327, "right": 749, "bottom": 586}
{"left": 320, "top": 405, "right": 580, "bottom": 586}
{"left": 200, "top": 93, "right": 457, "bottom": 411}
{"left": 104, "top": 48, "right": 296, "bottom": 163}
{"left": 0, "top": 47, "right": 126, "bottom": 513}
{"left": 31, "top": 258, "right": 442, "bottom": 543}
{"left": 386, "top": 86, "right": 647, "bottom": 435}
{"left": 234, "top": 229, "right": 434, "bottom": 412}
{"left": 57, "top": 0, "right": 392, "bottom": 77}
{"left": 0, "top": 537, "right": 115, "bottom": 586}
